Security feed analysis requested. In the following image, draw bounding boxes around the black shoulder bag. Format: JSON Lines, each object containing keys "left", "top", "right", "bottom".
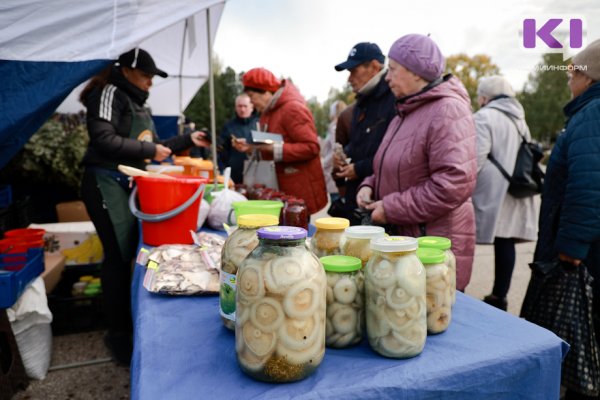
{"left": 487, "top": 111, "right": 544, "bottom": 198}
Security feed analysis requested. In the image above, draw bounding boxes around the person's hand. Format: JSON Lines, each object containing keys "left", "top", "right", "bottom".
{"left": 191, "top": 131, "right": 210, "bottom": 148}
{"left": 558, "top": 253, "right": 582, "bottom": 266}
{"left": 333, "top": 153, "right": 346, "bottom": 170}
{"left": 153, "top": 144, "right": 172, "bottom": 162}
{"left": 335, "top": 163, "right": 358, "bottom": 180}
{"left": 356, "top": 186, "right": 373, "bottom": 209}
{"left": 365, "top": 200, "right": 387, "bottom": 224}
{"left": 231, "top": 137, "right": 251, "bottom": 153}
{"left": 255, "top": 143, "right": 274, "bottom": 154}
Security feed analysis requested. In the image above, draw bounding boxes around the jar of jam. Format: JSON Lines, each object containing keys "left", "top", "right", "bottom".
{"left": 258, "top": 188, "right": 274, "bottom": 200}
{"left": 309, "top": 217, "right": 350, "bottom": 258}
{"left": 416, "top": 247, "right": 451, "bottom": 334}
{"left": 320, "top": 255, "right": 364, "bottom": 348}
{"left": 220, "top": 214, "right": 279, "bottom": 331}
{"left": 248, "top": 184, "right": 266, "bottom": 200}
{"left": 340, "top": 225, "right": 386, "bottom": 268}
{"left": 417, "top": 236, "right": 456, "bottom": 305}
{"left": 284, "top": 199, "right": 308, "bottom": 230}
{"left": 365, "top": 236, "right": 426, "bottom": 358}
{"left": 235, "top": 226, "right": 326, "bottom": 382}
{"left": 234, "top": 183, "right": 248, "bottom": 198}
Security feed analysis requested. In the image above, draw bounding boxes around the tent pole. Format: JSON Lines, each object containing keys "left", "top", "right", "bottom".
{"left": 207, "top": 8, "right": 218, "bottom": 186}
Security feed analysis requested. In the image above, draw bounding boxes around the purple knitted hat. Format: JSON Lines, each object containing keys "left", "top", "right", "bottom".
{"left": 388, "top": 34, "right": 445, "bottom": 82}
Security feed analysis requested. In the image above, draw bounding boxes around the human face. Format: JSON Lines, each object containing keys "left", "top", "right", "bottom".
{"left": 235, "top": 95, "right": 253, "bottom": 118}
{"left": 122, "top": 67, "right": 154, "bottom": 92}
{"left": 347, "top": 61, "right": 379, "bottom": 93}
{"left": 245, "top": 90, "right": 272, "bottom": 113}
{"left": 385, "top": 59, "right": 426, "bottom": 98}
{"left": 567, "top": 68, "right": 594, "bottom": 99}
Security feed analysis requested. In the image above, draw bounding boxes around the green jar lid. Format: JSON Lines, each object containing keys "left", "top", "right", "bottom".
{"left": 320, "top": 255, "right": 362, "bottom": 272}
{"left": 87, "top": 282, "right": 101, "bottom": 289}
{"left": 416, "top": 247, "right": 446, "bottom": 264}
{"left": 83, "top": 286, "right": 101, "bottom": 296}
{"left": 417, "top": 236, "right": 451, "bottom": 250}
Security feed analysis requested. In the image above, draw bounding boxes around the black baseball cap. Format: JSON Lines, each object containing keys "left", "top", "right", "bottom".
{"left": 334, "top": 42, "right": 385, "bottom": 71}
{"left": 117, "top": 48, "right": 168, "bottom": 78}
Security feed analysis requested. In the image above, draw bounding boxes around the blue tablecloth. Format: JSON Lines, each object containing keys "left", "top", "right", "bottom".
{"left": 131, "top": 256, "right": 568, "bottom": 400}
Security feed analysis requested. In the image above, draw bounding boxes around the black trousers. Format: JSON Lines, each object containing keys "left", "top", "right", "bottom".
{"left": 81, "top": 169, "right": 133, "bottom": 335}
{"left": 492, "top": 237, "right": 516, "bottom": 299}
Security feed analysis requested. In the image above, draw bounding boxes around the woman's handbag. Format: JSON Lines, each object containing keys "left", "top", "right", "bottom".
{"left": 521, "top": 260, "right": 600, "bottom": 396}
{"left": 243, "top": 150, "right": 278, "bottom": 190}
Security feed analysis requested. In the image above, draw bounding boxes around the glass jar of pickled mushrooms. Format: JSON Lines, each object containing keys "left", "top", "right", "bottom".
{"left": 309, "top": 217, "right": 349, "bottom": 258}
{"left": 417, "top": 236, "right": 456, "bottom": 305}
{"left": 235, "top": 226, "right": 326, "bottom": 382}
{"left": 220, "top": 214, "right": 279, "bottom": 330}
{"left": 416, "top": 247, "right": 451, "bottom": 334}
{"left": 365, "top": 236, "right": 426, "bottom": 358}
{"left": 340, "top": 225, "right": 385, "bottom": 267}
{"left": 320, "top": 255, "right": 364, "bottom": 348}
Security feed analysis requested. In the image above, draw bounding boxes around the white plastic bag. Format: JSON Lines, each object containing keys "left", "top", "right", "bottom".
{"left": 7, "top": 277, "right": 53, "bottom": 380}
{"left": 197, "top": 198, "right": 210, "bottom": 229}
{"left": 207, "top": 167, "right": 246, "bottom": 230}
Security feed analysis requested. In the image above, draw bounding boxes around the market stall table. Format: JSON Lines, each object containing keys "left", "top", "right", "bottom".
{"left": 131, "top": 254, "right": 568, "bottom": 400}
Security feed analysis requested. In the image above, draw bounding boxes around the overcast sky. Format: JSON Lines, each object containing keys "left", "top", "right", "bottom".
{"left": 213, "top": 0, "right": 600, "bottom": 102}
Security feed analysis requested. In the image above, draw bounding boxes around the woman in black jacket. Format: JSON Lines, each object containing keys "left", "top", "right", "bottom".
{"left": 79, "top": 48, "right": 208, "bottom": 365}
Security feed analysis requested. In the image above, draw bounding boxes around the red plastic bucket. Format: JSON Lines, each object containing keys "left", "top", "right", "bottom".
{"left": 129, "top": 176, "right": 206, "bottom": 246}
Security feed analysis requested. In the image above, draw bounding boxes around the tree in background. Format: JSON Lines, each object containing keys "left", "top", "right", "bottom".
{"left": 517, "top": 53, "right": 571, "bottom": 144}
{"left": 308, "top": 84, "right": 354, "bottom": 137}
{"left": 445, "top": 54, "right": 500, "bottom": 110}
{"left": 184, "top": 58, "right": 243, "bottom": 138}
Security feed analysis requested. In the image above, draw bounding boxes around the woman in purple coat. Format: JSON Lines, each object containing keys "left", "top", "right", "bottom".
{"left": 357, "top": 34, "right": 478, "bottom": 290}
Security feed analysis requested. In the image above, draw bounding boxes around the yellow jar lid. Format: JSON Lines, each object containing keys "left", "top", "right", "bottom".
{"left": 79, "top": 275, "right": 94, "bottom": 282}
{"left": 315, "top": 217, "right": 350, "bottom": 230}
{"left": 238, "top": 214, "right": 279, "bottom": 228}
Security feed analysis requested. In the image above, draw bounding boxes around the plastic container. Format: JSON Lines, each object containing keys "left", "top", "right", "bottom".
{"left": 220, "top": 214, "right": 279, "bottom": 330}
{"left": 231, "top": 200, "right": 283, "bottom": 220}
{"left": 0, "top": 184, "right": 12, "bottom": 208}
{"left": 4, "top": 228, "right": 46, "bottom": 241}
{"left": 340, "top": 225, "right": 386, "bottom": 267}
{"left": 365, "top": 236, "right": 427, "bottom": 358}
{"left": 235, "top": 226, "right": 326, "bottom": 382}
{"left": 417, "top": 236, "right": 456, "bottom": 305}
{"left": 417, "top": 247, "right": 451, "bottom": 334}
{"left": 320, "top": 255, "right": 364, "bottom": 348}
{"left": 129, "top": 176, "right": 206, "bottom": 246}
{"left": 309, "top": 217, "right": 350, "bottom": 258}
{"left": 0, "top": 247, "right": 44, "bottom": 308}
{"left": 0, "top": 237, "right": 45, "bottom": 270}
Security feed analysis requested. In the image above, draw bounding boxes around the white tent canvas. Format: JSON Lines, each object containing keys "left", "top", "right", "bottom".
{"left": 0, "top": 0, "right": 226, "bottom": 168}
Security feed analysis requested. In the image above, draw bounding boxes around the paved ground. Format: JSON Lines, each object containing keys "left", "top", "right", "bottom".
{"left": 12, "top": 209, "right": 538, "bottom": 399}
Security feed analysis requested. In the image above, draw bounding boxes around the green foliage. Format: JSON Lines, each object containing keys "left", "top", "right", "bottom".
{"left": 0, "top": 114, "right": 88, "bottom": 189}
{"left": 517, "top": 53, "right": 571, "bottom": 143}
{"left": 184, "top": 59, "right": 243, "bottom": 138}
{"left": 308, "top": 84, "right": 355, "bottom": 137}
{"left": 445, "top": 54, "right": 500, "bottom": 110}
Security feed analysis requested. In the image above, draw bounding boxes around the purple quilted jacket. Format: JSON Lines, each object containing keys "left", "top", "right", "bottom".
{"left": 361, "top": 75, "right": 477, "bottom": 290}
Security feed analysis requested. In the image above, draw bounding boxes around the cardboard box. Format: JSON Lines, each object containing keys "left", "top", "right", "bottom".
{"left": 56, "top": 201, "right": 90, "bottom": 222}
{"left": 42, "top": 253, "right": 65, "bottom": 293}
{"left": 29, "top": 222, "right": 103, "bottom": 266}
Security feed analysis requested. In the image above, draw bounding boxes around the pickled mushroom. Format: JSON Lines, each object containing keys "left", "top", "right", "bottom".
{"left": 367, "top": 258, "right": 396, "bottom": 289}
{"left": 283, "top": 281, "right": 321, "bottom": 319}
{"left": 237, "top": 264, "right": 265, "bottom": 301}
{"left": 278, "top": 315, "right": 320, "bottom": 351}
{"left": 394, "top": 256, "right": 425, "bottom": 297}
{"left": 242, "top": 321, "right": 277, "bottom": 358}
{"left": 264, "top": 257, "right": 305, "bottom": 294}
{"left": 330, "top": 304, "right": 357, "bottom": 335}
{"left": 250, "top": 297, "right": 284, "bottom": 333}
{"left": 333, "top": 277, "right": 358, "bottom": 304}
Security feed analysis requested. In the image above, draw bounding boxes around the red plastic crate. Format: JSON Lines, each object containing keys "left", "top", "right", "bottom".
{"left": 0, "top": 248, "right": 44, "bottom": 308}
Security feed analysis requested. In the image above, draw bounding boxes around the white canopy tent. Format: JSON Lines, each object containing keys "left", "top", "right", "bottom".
{"left": 0, "top": 0, "right": 227, "bottom": 177}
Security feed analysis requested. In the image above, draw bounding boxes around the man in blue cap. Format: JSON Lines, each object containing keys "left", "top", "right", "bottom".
{"left": 330, "top": 42, "right": 396, "bottom": 224}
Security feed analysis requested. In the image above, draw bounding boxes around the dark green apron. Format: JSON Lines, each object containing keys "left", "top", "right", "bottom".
{"left": 96, "top": 99, "right": 157, "bottom": 260}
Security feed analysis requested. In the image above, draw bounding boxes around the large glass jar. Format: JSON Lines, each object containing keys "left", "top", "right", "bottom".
{"left": 365, "top": 236, "right": 426, "bottom": 358}
{"left": 320, "top": 255, "right": 364, "bottom": 348}
{"left": 340, "top": 225, "right": 386, "bottom": 268}
{"left": 416, "top": 247, "right": 451, "bottom": 334}
{"left": 220, "top": 214, "right": 279, "bottom": 330}
{"left": 309, "top": 217, "right": 350, "bottom": 258}
{"left": 417, "top": 236, "right": 456, "bottom": 305}
{"left": 235, "top": 226, "right": 326, "bottom": 382}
